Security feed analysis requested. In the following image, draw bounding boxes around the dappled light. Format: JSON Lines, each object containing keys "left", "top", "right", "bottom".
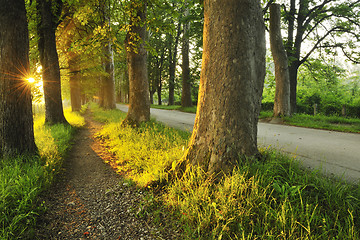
{"left": 1, "top": 0, "right": 360, "bottom": 239}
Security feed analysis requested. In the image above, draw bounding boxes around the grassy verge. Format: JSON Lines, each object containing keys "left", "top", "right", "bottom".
{"left": 93, "top": 104, "right": 360, "bottom": 239}
{"left": 150, "top": 105, "right": 360, "bottom": 133}
{"left": 150, "top": 104, "right": 197, "bottom": 113}
{"left": 0, "top": 108, "right": 85, "bottom": 239}
{"left": 284, "top": 113, "right": 360, "bottom": 133}
{"left": 260, "top": 111, "right": 360, "bottom": 133}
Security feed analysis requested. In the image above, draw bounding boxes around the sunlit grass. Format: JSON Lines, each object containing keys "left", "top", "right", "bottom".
{"left": 93, "top": 103, "right": 360, "bottom": 239}
{"left": 92, "top": 103, "right": 190, "bottom": 186}
{"left": 0, "top": 107, "right": 85, "bottom": 239}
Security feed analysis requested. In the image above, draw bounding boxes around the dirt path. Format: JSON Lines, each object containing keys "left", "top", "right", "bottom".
{"left": 34, "top": 113, "right": 176, "bottom": 240}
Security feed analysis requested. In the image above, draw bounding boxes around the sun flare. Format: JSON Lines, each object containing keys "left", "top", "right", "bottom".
{"left": 27, "top": 77, "right": 35, "bottom": 84}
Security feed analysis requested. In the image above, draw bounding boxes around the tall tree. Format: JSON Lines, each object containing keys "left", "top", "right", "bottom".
{"left": 0, "top": 0, "right": 37, "bottom": 157}
{"left": 182, "top": 0, "right": 265, "bottom": 175}
{"left": 270, "top": 3, "right": 291, "bottom": 117}
{"left": 99, "top": 0, "right": 116, "bottom": 109}
{"left": 37, "top": 0, "right": 68, "bottom": 124}
{"left": 123, "top": 0, "right": 150, "bottom": 125}
{"left": 167, "top": 19, "right": 182, "bottom": 106}
{"left": 68, "top": 51, "right": 82, "bottom": 111}
{"left": 281, "top": 0, "right": 360, "bottom": 113}
{"left": 181, "top": 6, "right": 193, "bottom": 108}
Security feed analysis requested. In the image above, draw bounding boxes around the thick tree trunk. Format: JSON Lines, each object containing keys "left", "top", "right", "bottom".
{"left": 181, "top": 8, "right": 193, "bottom": 108}
{"left": 182, "top": 0, "right": 265, "bottom": 175}
{"left": 37, "top": 0, "right": 68, "bottom": 125}
{"left": 123, "top": 1, "right": 150, "bottom": 125}
{"left": 289, "top": 63, "right": 299, "bottom": 113}
{"left": 0, "top": 0, "right": 37, "bottom": 157}
{"left": 270, "top": 4, "right": 290, "bottom": 117}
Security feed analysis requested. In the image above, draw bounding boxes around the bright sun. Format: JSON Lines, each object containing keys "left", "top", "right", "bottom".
{"left": 27, "top": 77, "right": 35, "bottom": 84}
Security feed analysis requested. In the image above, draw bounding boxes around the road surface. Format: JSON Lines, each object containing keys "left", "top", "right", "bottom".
{"left": 117, "top": 104, "right": 360, "bottom": 183}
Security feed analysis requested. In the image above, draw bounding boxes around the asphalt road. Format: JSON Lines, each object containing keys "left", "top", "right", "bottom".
{"left": 117, "top": 104, "right": 360, "bottom": 183}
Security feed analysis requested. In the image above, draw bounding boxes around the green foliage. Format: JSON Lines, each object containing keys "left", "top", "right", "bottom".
{"left": 93, "top": 104, "right": 360, "bottom": 240}
{"left": 0, "top": 110, "right": 84, "bottom": 239}
{"left": 284, "top": 113, "right": 360, "bottom": 133}
{"left": 163, "top": 151, "right": 360, "bottom": 239}
{"left": 262, "top": 56, "right": 360, "bottom": 118}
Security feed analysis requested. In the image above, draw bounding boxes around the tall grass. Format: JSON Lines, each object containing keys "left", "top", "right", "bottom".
{"left": 0, "top": 109, "right": 84, "bottom": 239}
{"left": 93, "top": 104, "right": 360, "bottom": 239}
{"left": 92, "top": 103, "right": 190, "bottom": 186}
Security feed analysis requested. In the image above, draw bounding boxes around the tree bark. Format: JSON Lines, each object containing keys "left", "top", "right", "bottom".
{"left": 37, "top": 0, "right": 68, "bottom": 125}
{"left": 285, "top": 0, "right": 307, "bottom": 113}
{"left": 100, "top": 42, "right": 116, "bottom": 109}
{"left": 99, "top": 0, "right": 116, "bottom": 109}
{"left": 182, "top": 0, "right": 265, "bottom": 175}
{"left": 68, "top": 53, "right": 82, "bottom": 112}
{"left": 123, "top": 0, "right": 150, "bottom": 126}
{"left": 270, "top": 4, "right": 291, "bottom": 117}
{"left": 181, "top": 7, "right": 193, "bottom": 108}
{"left": 0, "top": 0, "right": 37, "bottom": 157}
{"left": 168, "top": 22, "right": 182, "bottom": 106}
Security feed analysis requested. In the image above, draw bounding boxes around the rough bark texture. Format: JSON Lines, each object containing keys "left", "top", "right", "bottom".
{"left": 183, "top": 0, "right": 266, "bottom": 175}
{"left": 270, "top": 4, "right": 291, "bottom": 117}
{"left": 0, "top": 0, "right": 37, "bottom": 157}
{"left": 37, "top": 0, "right": 68, "bottom": 125}
{"left": 181, "top": 8, "right": 193, "bottom": 108}
{"left": 124, "top": 1, "right": 150, "bottom": 125}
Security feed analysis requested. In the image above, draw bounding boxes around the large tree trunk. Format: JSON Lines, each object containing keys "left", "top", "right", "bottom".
{"left": 285, "top": 0, "right": 307, "bottom": 114}
{"left": 289, "top": 62, "right": 299, "bottom": 113}
{"left": 181, "top": 7, "right": 193, "bottom": 108}
{"left": 182, "top": 0, "right": 265, "bottom": 175}
{"left": 0, "top": 0, "right": 37, "bottom": 157}
{"left": 37, "top": 0, "right": 68, "bottom": 125}
{"left": 270, "top": 4, "right": 290, "bottom": 117}
{"left": 123, "top": 0, "right": 150, "bottom": 125}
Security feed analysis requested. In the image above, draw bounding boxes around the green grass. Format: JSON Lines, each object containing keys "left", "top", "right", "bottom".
{"left": 92, "top": 104, "right": 360, "bottom": 240}
{"left": 284, "top": 113, "right": 360, "bottom": 133}
{"left": 0, "top": 108, "right": 85, "bottom": 239}
{"left": 91, "top": 103, "right": 190, "bottom": 186}
{"left": 151, "top": 104, "right": 197, "bottom": 113}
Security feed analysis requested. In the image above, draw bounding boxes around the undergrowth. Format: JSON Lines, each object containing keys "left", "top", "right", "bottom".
{"left": 93, "top": 104, "right": 360, "bottom": 239}
{"left": 0, "top": 108, "right": 85, "bottom": 239}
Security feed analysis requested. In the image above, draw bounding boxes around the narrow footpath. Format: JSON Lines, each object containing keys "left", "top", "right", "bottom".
{"left": 34, "top": 113, "right": 178, "bottom": 240}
